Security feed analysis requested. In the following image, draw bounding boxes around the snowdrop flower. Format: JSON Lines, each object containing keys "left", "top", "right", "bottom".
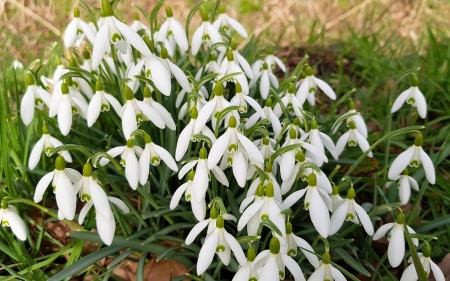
{"left": 177, "top": 86, "right": 208, "bottom": 120}
{"left": 156, "top": 6, "right": 189, "bottom": 53}
{"left": 330, "top": 185, "right": 345, "bottom": 212}
{"left": 130, "top": 13, "right": 150, "bottom": 35}
{"left": 49, "top": 82, "right": 88, "bottom": 136}
{"left": 21, "top": 73, "right": 52, "bottom": 125}
{"left": 175, "top": 107, "right": 216, "bottom": 161}
{"left": 265, "top": 49, "right": 286, "bottom": 73}
{"left": 284, "top": 222, "right": 320, "bottom": 268}
{"left": 308, "top": 252, "right": 346, "bottom": 281}
{"left": 208, "top": 116, "right": 264, "bottom": 187}
{"left": 185, "top": 207, "right": 237, "bottom": 245}
{"left": 100, "top": 138, "right": 142, "bottom": 190}
{"left": 170, "top": 170, "right": 206, "bottom": 221}
{"left": 273, "top": 84, "right": 303, "bottom": 118}
{"left": 13, "top": 60, "right": 23, "bottom": 70}
{"left": 296, "top": 66, "right": 336, "bottom": 106}
{"left": 141, "top": 86, "right": 175, "bottom": 130}
{"left": 252, "top": 237, "right": 306, "bottom": 281}
{"left": 139, "top": 133, "right": 178, "bottom": 185}
{"left": 191, "top": 10, "right": 224, "bottom": 56}
{"left": 335, "top": 120, "right": 373, "bottom": 158}
{"left": 76, "top": 163, "right": 130, "bottom": 245}
{"left": 300, "top": 119, "right": 338, "bottom": 166}
{"left": 386, "top": 169, "right": 419, "bottom": 205}
{"left": 196, "top": 215, "right": 247, "bottom": 275}
{"left": 400, "top": 246, "right": 445, "bottom": 281}
{"left": 64, "top": 7, "right": 96, "bottom": 48}
{"left": 87, "top": 79, "right": 122, "bottom": 127}
{"left": 280, "top": 128, "right": 328, "bottom": 182}
{"left": 178, "top": 147, "right": 228, "bottom": 203}
{"left": 92, "top": 0, "right": 152, "bottom": 69}
{"left": 330, "top": 187, "right": 374, "bottom": 236}
{"left": 34, "top": 156, "right": 82, "bottom": 220}
{"left": 391, "top": 75, "right": 427, "bottom": 119}
{"left": 29, "top": 124, "right": 72, "bottom": 170}
{"left": 121, "top": 86, "right": 166, "bottom": 140}
{"left": 246, "top": 98, "right": 281, "bottom": 138}
{"left": 232, "top": 247, "right": 259, "bottom": 281}
{"left": 373, "top": 214, "right": 418, "bottom": 268}
{"left": 332, "top": 99, "right": 368, "bottom": 138}
{"left": 249, "top": 61, "right": 278, "bottom": 99}
{"left": 0, "top": 204, "right": 27, "bottom": 241}
{"left": 195, "top": 53, "right": 221, "bottom": 81}
{"left": 388, "top": 133, "right": 435, "bottom": 184}
{"left": 282, "top": 173, "right": 331, "bottom": 238}
{"left": 238, "top": 183, "right": 286, "bottom": 237}
{"left": 217, "top": 50, "right": 249, "bottom": 95}
{"left": 229, "top": 42, "right": 253, "bottom": 79}
{"left": 213, "top": 5, "right": 248, "bottom": 38}
{"left": 194, "top": 83, "right": 236, "bottom": 134}
{"left": 230, "top": 82, "right": 265, "bottom": 117}
{"left": 159, "top": 48, "right": 192, "bottom": 93}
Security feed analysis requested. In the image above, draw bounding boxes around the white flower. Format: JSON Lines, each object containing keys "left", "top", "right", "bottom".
{"left": 230, "top": 82, "right": 265, "bottom": 117}
{"left": 335, "top": 120, "right": 373, "bottom": 158}
{"left": 388, "top": 133, "right": 435, "bottom": 184}
{"left": 330, "top": 185, "right": 345, "bottom": 212}
{"left": 273, "top": 84, "right": 303, "bottom": 118}
{"left": 282, "top": 173, "right": 331, "bottom": 238}
{"left": 296, "top": 66, "right": 336, "bottom": 106}
{"left": 195, "top": 53, "right": 221, "bottom": 81}
{"left": 207, "top": 116, "right": 264, "bottom": 187}
{"left": 386, "top": 169, "right": 419, "bottom": 205}
{"left": 21, "top": 73, "right": 52, "bottom": 125}
{"left": 308, "top": 252, "right": 346, "bottom": 281}
{"left": 121, "top": 86, "right": 166, "bottom": 140}
{"left": 246, "top": 97, "right": 281, "bottom": 138}
{"left": 170, "top": 170, "right": 206, "bottom": 221}
{"left": 196, "top": 215, "right": 247, "bottom": 275}
{"left": 332, "top": 100, "right": 368, "bottom": 138}
{"left": 64, "top": 7, "right": 96, "bottom": 48}
{"left": 252, "top": 237, "right": 306, "bottom": 281}
{"left": 178, "top": 147, "right": 228, "bottom": 203}
{"left": 0, "top": 205, "right": 27, "bottom": 241}
{"left": 156, "top": 6, "right": 189, "bottom": 53}
{"left": 49, "top": 82, "right": 88, "bottom": 136}
{"left": 213, "top": 5, "right": 248, "bottom": 38}
{"left": 265, "top": 51, "right": 286, "bottom": 73}
{"left": 76, "top": 163, "right": 130, "bottom": 245}
{"left": 284, "top": 222, "right": 320, "bottom": 268}
{"left": 13, "top": 60, "right": 23, "bottom": 70}
{"left": 100, "top": 138, "right": 143, "bottom": 190}
{"left": 191, "top": 10, "right": 225, "bottom": 56}
{"left": 232, "top": 247, "right": 259, "bottom": 281}
{"left": 139, "top": 133, "right": 178, "bottom": 185}
{"left": 92, "top": 1, "right": 151, "bottom": 69}
{"left": 130, "top": 13, "right": 150, "bottom": 35}
{"left": 29, "top": 124, "right": 72, "bottom": 170}
{"left": 229, "top": 44, "right": 253, "bottom": 79}
{"left": 329, "top": 188, "right": 374, "bottom": 236}
{"left": 400, "top": 246, "right": 444, "bottom": 281}
{"left": 34, "top": 156, "right": 82, "bottom": 220}
{"left": 141, "top": 86, "right": 176, "bottom": 130}
{"left": 372, "top": 214, "right": 418, "bottom": 268}
{"left": 300, "top": 120, "right": 338, "bottom": 166}
{"left": 391, "top": 80, "right": 427, "bottom": 119}
{"left": 87, "top": 80, "right": 122, "bottom": 127}
{"left": 159, "top": 47, "right": 192, "bottom": 93}
{"left": 249, "top": 61, "right": 278, "bottom": 99}
{"left": 217, "top": 50, "right": 249, "bottom": 95}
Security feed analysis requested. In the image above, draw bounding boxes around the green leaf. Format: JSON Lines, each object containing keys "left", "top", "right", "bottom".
{"left": 403, "top": 218, "right": 428, "bottom": 281}
{"left": 48, "top": 144, "right": 92, "bottom": 158}
{"left": 416, "top": 214, "right": 450, "bottom": 233}
{"left": 136, "top": 252, "right": 148, "bottom": 281}
{"left": 236, "top": 236, "right": 260, "bottom": 244}
{"left": 333, "top": 248, "right": 371, "bottom": 277}
{"left": 261, "top": 218, "right": 283, "bottom": 237}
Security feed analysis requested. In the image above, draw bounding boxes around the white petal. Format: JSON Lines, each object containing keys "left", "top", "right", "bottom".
{"left": 7, "top": 209, "right": 27, "bottom": 241}
{"left": 87, "top": 93, "right": 102, "bottom": 127}
{"left": 430, "top": 260, "right": 445, "bottom": 281}
{"left": 273, "top": 56, "right": 286, "bottom": 73}
{"left": 226, "top": 16, "right": 248, "bottom": 38}
{"left": 399, "top": 176, "right": 411, "bottom": 205}
{"left": 20, "top": 89, "right": 36, "bottom": 125}
{"left": 34, "top": 171, "right": 54, "bottom": 202}
{"left": 408, "top": 176, "right": 419, "bottom": 191}
{"left": 78, "top": 201, "right": 94, "bottom": 224}
{"left": 191, "top": 25, "right": 204, "bottom": 56}
{"left": 172, "top": 19, "right": 189, "bottom": 52}
{"left": 122, "top": 103, "right": 137, "bottom": 140}
{"left": 153, "top": 144, "right": 178, "bottom": 172}
{"left": 224, "top": 231, "right": 247, "bottom": 266}
{"left": 310, "top": 189, "right": 330, "bottom": 238}
{"left": 64, "top": 20, "right": 78, "bottom": 48}
{"left": 313, "top": 77, "right": 336, "bottom": 100}
{"left": 80, "top": 20, "right": 97, "bottom": 43}
{"left": 139, "top": 147, "right": 150, "bottom": 185}
{"left": 244, "top": 95, "right": 265, "bottom": 118}
{"left": 148, "top": 58, "right": 172, "bottom": 96}
{"left": 258, "top": 257, "right": 279, "bottom": 281}
{"left": 388, "top": 225, "right": 405, "bottom": 267}
{"left": 136, "top": 101, "right": 165, "bottom": 129}
{"left": 354, "top": 202, "right": 374, "bottom": 235}
{"left": 269, "top": 110, "right": 282, "bottom": 138}
{"left": 196, "top": 231, "right": 218, "bottom": 275}
{"left": 302, "top": 142, "right": 328, "bottom": 163}
{"left": 330, "top": 266, "right": 347, "bottom": 281}
{"left": 391, "top": 88, "right": 411, "bottom": 113}
{"left": 237, "top": 133, "right": 264, "bottom": 165}
{"left": 55, "top": 174, "right": 77, "bottom": 220}
{"left": 114, "top": 18, "right": 152, "bottom": 58}
{"left": 388, "top": 147, "right": 414, "bottom": 180}
{"left": 335, "top": 132, "right": 350, "bottom": 157}
{"left": 281, "top": 189, "right": 307, "bottom": 210}
{"left": 194, "top": 99, "right": 216, "bottom": 134}
{"left": 96, "top": 212, "right": 115, "bottom": 245}
{"left": 192, "top": 198, "right": 206, "bottom": 221}
{"left": 100, "top": 146, "right": 125, "bottom": 166}
{"left": 207, "top": 131, "right": 230, "bottom": 169}
{"left": 373, "top": 223, "right": 395, "bottom": 240}
{"left": 308, "top": 265, "right": 325, "bottom": 281}
{"left": 92, "top": 24, "right": 109, "bottom": 69}
{"left": 58, "top": 97, "right": 72, "bottom": 136}
{"left": 296, "top": 79, "right": 309, "bottom": 105}
{"left": 232, "top": 267, "right": 250, "bottom": 281}
{"left": 293, "top": 236, "right": 320, "bottom": 268}
{"left": 104, "top": 94, "right": 123, "bottom": 117}
{"left": 400, "top": 263, "right": 417, "bottom": 281}
{"left": 238, "top": 199, "right": 264, "bottom": 231}
{"left": 193, "top": 161, "right": 209, "bottom": 203}
{"left": 29, "top": 138, "right": 45, "bottom": 170}
{"left": 185, "top": 219, "right": 210, "bottom": 245}
{"left": 178, "top": 160, "right": 198, "bottom": 180}
{"left": 108, "top": 197, "right": 130, "bottom": 213}
{"left": 232, "top": 149, "right": 248, "bottom": 187}
{"left": 355, "top": 131, "right": 373, "bottom": 157}
{"left": 415, "top": 88, "right": 427, "bottom": 118}
{"left": 176, "top": 121, "right": 194, "bottom": 161}
{"left": 420, "top": 149, "right": 435, "bottom": 184}
{"left": 168, "top": 61, "right": 192, "bottom": 92}
{"left": 170, "top": 182, "right": 188, "bottom": 210}
{"left": 150, "top": 101, "right": 176, "bottom": 130}
{"left": 353, "top": 114, "right": 368, "bottom": 138}
{"left": 126, "top": 152, "right": 139, "bottom": 190}
{"left": 280, "top": 151, "right": 295, "bottom": 181}
{"left": 329, "top": 201, "right": 348, "bottom": 235}
{"left": 281, "top": 254, "right": 306, "bottom": 281}
{"left": 91, "top": 180, "right": 112, "bottom": 220}
{"left": 211, "top": 166, "right": 229, "bottom": 186}
{"left": 260, "top": 71, "right": 270, "bottom": 99}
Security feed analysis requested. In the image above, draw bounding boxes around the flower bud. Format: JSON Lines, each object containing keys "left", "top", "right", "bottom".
{"left": 144, "top": 133, "right": 152, "bottom": 144}
{"left": 200, "top": 9, "right": 208, "bottom": 21}
{"left": 216, "top": 215, "right": 224, "bottom": 228}
{"left": 411, "top": 74, "right": 419, "bottom": 87}
{"left": 190, "top": 107, "right": 198, "bottom": 119}
{"left": 269, "top": 237, "right": 280, "bottom": 254}
{"left": 228, "top": 116, "right": 237, "bottom": 128}
{"left": 83, "top": 162, "right": 92, "bottom": 177}
{"left": 210, "top": 207, "right": 218, "bottom": 219}
{"left": 166, "top": 6, "right": 173, "bottom": 17}
{"left": 61, "top": 83, "right": 69, "bottom": 94}
{"left": 322, "top": 252, "right": 331, "bottom": 264}
{"left": 55, "top": 155, "right": 66, "bottom": 171}
{"left": 346, "top": 187, "right": 355, "bottom": 200}
{"left": 305, "top": 65, "right": 313, "bottom": 76}
{"left": 348, "top": 99, "right": 355, "bottom": 110}
{"left": 83, "top": 49, "right": 91, "bottom": 60}
{"left": 124, "top": 86, "right": 134, "bottom": 100}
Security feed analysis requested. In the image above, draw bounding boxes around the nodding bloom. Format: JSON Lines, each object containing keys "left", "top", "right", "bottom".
{"left": 252, "top": 237, "right": 306, "bottom": 281}
{"left": 159, "top": 48, "right": 192, "bottom": 93}
{"left": 87, "top": 79, "right": 122, "bottom": 127}
{"left": 265, "top": 49, "right": 286, "bottom": 73}
{"left": 282, "top": 173, "right": 331, "bottom": 238}
{"left": 92, "top": 0, "right": 152, "bottom": 69}
{"left": 229, "top": 42, "right": 253, "bottom": 79}
{"left": 142, "top": 86, "right": 176, "bottom": 130}
{"left": 100, "top": 138, "right": 143, "bottom": 190}
{"left": 76, "top": 163, "right": 130, "bottom": 245}
{"left": 196, "top": 215, "right": 247, "bottom": 275}
{"left": 247, "top": 97, "right": 281, "bottom": 139}
{"left": 230, "top": 82, "right": 265, "bottom": 117}
{"left": 273, "top": 84, "right": 303, "bottom": 118}
{"left": 300, "top": 119, "right": 338, "bottom": 166}
{"left": 156, "top": 6, "right": 189, "bottom": 53}
{"left": 400, "top": 246, "right": 445, "bottom": 281}
{"left": 139, "top": 133, "right": 178, "bottom": 185}
{"left": 372, "top": 214, "right": 418, "bottom": 268}
{"left": 296, "top": 66, "right": 336, "bottom": 106}
{"left": 391, "top": 75, "right": 427, "bottom": 119}
{"left": 332, "top": 99, "right": 368, "bottom": 138}
{"left": 284, "top": 222, "right": 320, "bottom": 268}
{"left": 249, "top": 61, "right": 278, "bottom": 99}
{"left": 218, "top": 50, "right": 249, "bottom": 95}
{"left": 386, "top": 169, "right": 419, "bottom": 205}
{"left": 64, "top": 7, "right": 96, "bottom": 48}
{"left": 170, "top": 170, "right": 206, "bottom": 221}
{"left": 388, "top": 133, "right": 435, "bottom": 184}
{"left": 335, "top": 120, "right": 373, "bottom": 158}
{"left": 130, "top": 12, "right": 150, "bottom": 35}
{"left": 329, "top": 187, "right": 374, "bottom": 236}
{"left": 308, "top": 252, "right": 347, "bottom": 281}
{"left": 0, "top": 204, "right": 27, "bottom": 241}
{"left": 213, "top": 5, "right": 248, "bottom": 38}
{"left": 29, "top": 124, "right": 72, "bottom": 170}
{"left": 232, "top": 247, "right": 259, "bottom": 281}
{"left": 21, "top": 73, "right": 52, "bottom": 126}
{"left": 34, "top": 156, "right": 82, "bottom": 220}
{"left": 191, "top": 10, "right": 224, "bottom": 56}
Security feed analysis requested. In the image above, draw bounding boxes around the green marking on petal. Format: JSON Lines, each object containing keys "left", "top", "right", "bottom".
{"left": 288, "top": 249, "right": 296, "bottom": 257}
{"left": 216, "top": 245, "right": 225, "bottom": 253}
{"left": 228, "top": 144, "right": 238, "bottom": 153}
{"left": 348, "top": 140, "right": 357, "bottom": 146}
{"left": 305, "top": 202, "right": 310, "bottom": 209}
{"left": 309, "top": 87, "right": 315, "bottom": 93}
{"left": 77, "top": 28, "right": 83, "bottom": 35}
{"left": 407, "top": 98, "right": 415, "bottom": 104}
{"left": 345, "top": 213, "right": 355, "bottom": 221}
{"left": 410, "top": 160, "right": 419, "bottom": 167}
{"left": 136, "top": 113, "right": 144, "bottom": 123}
{"left": 279, "top": 271, "right": 284, "bottom": 279}
{"left": 151, "top": 156, "right": 160, "bottom": 165}
{"left": 111, "top": 33, "right": 122, "bottom": 43}
{"left": 35, "top": 98, "right": 43, "bottom": 106}
{"left": 186, "top": 194, "right": 191, "bottom": 200}
{"left": 120, "top": 159, "right": 126, "bottom": 167}
{"left": 71, "top": 106, "right": 79, "bottom": 115}
{"left": 2, "top": 220, "right": 9, "bottom": 227}
{"left": 203, "top": 34, "right": 211, "bottom": 41}
{"left": 260, "top": 214, "right": 269, "bottom": 220}
{"left": 81, "top": 194, "right": 91, "bottom": 202}
{"left": 101, "top": 104, "right": 110, "bottom": 112}
{"left": 45, "top": 146, "right": 52, "bottom": 155}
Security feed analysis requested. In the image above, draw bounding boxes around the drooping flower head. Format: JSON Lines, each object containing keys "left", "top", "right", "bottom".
{"left": 0, "top": 203, "right": 27, "bottom": 241}
{"left": 391, "top": 74, "right": 427, "bottom": 119}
